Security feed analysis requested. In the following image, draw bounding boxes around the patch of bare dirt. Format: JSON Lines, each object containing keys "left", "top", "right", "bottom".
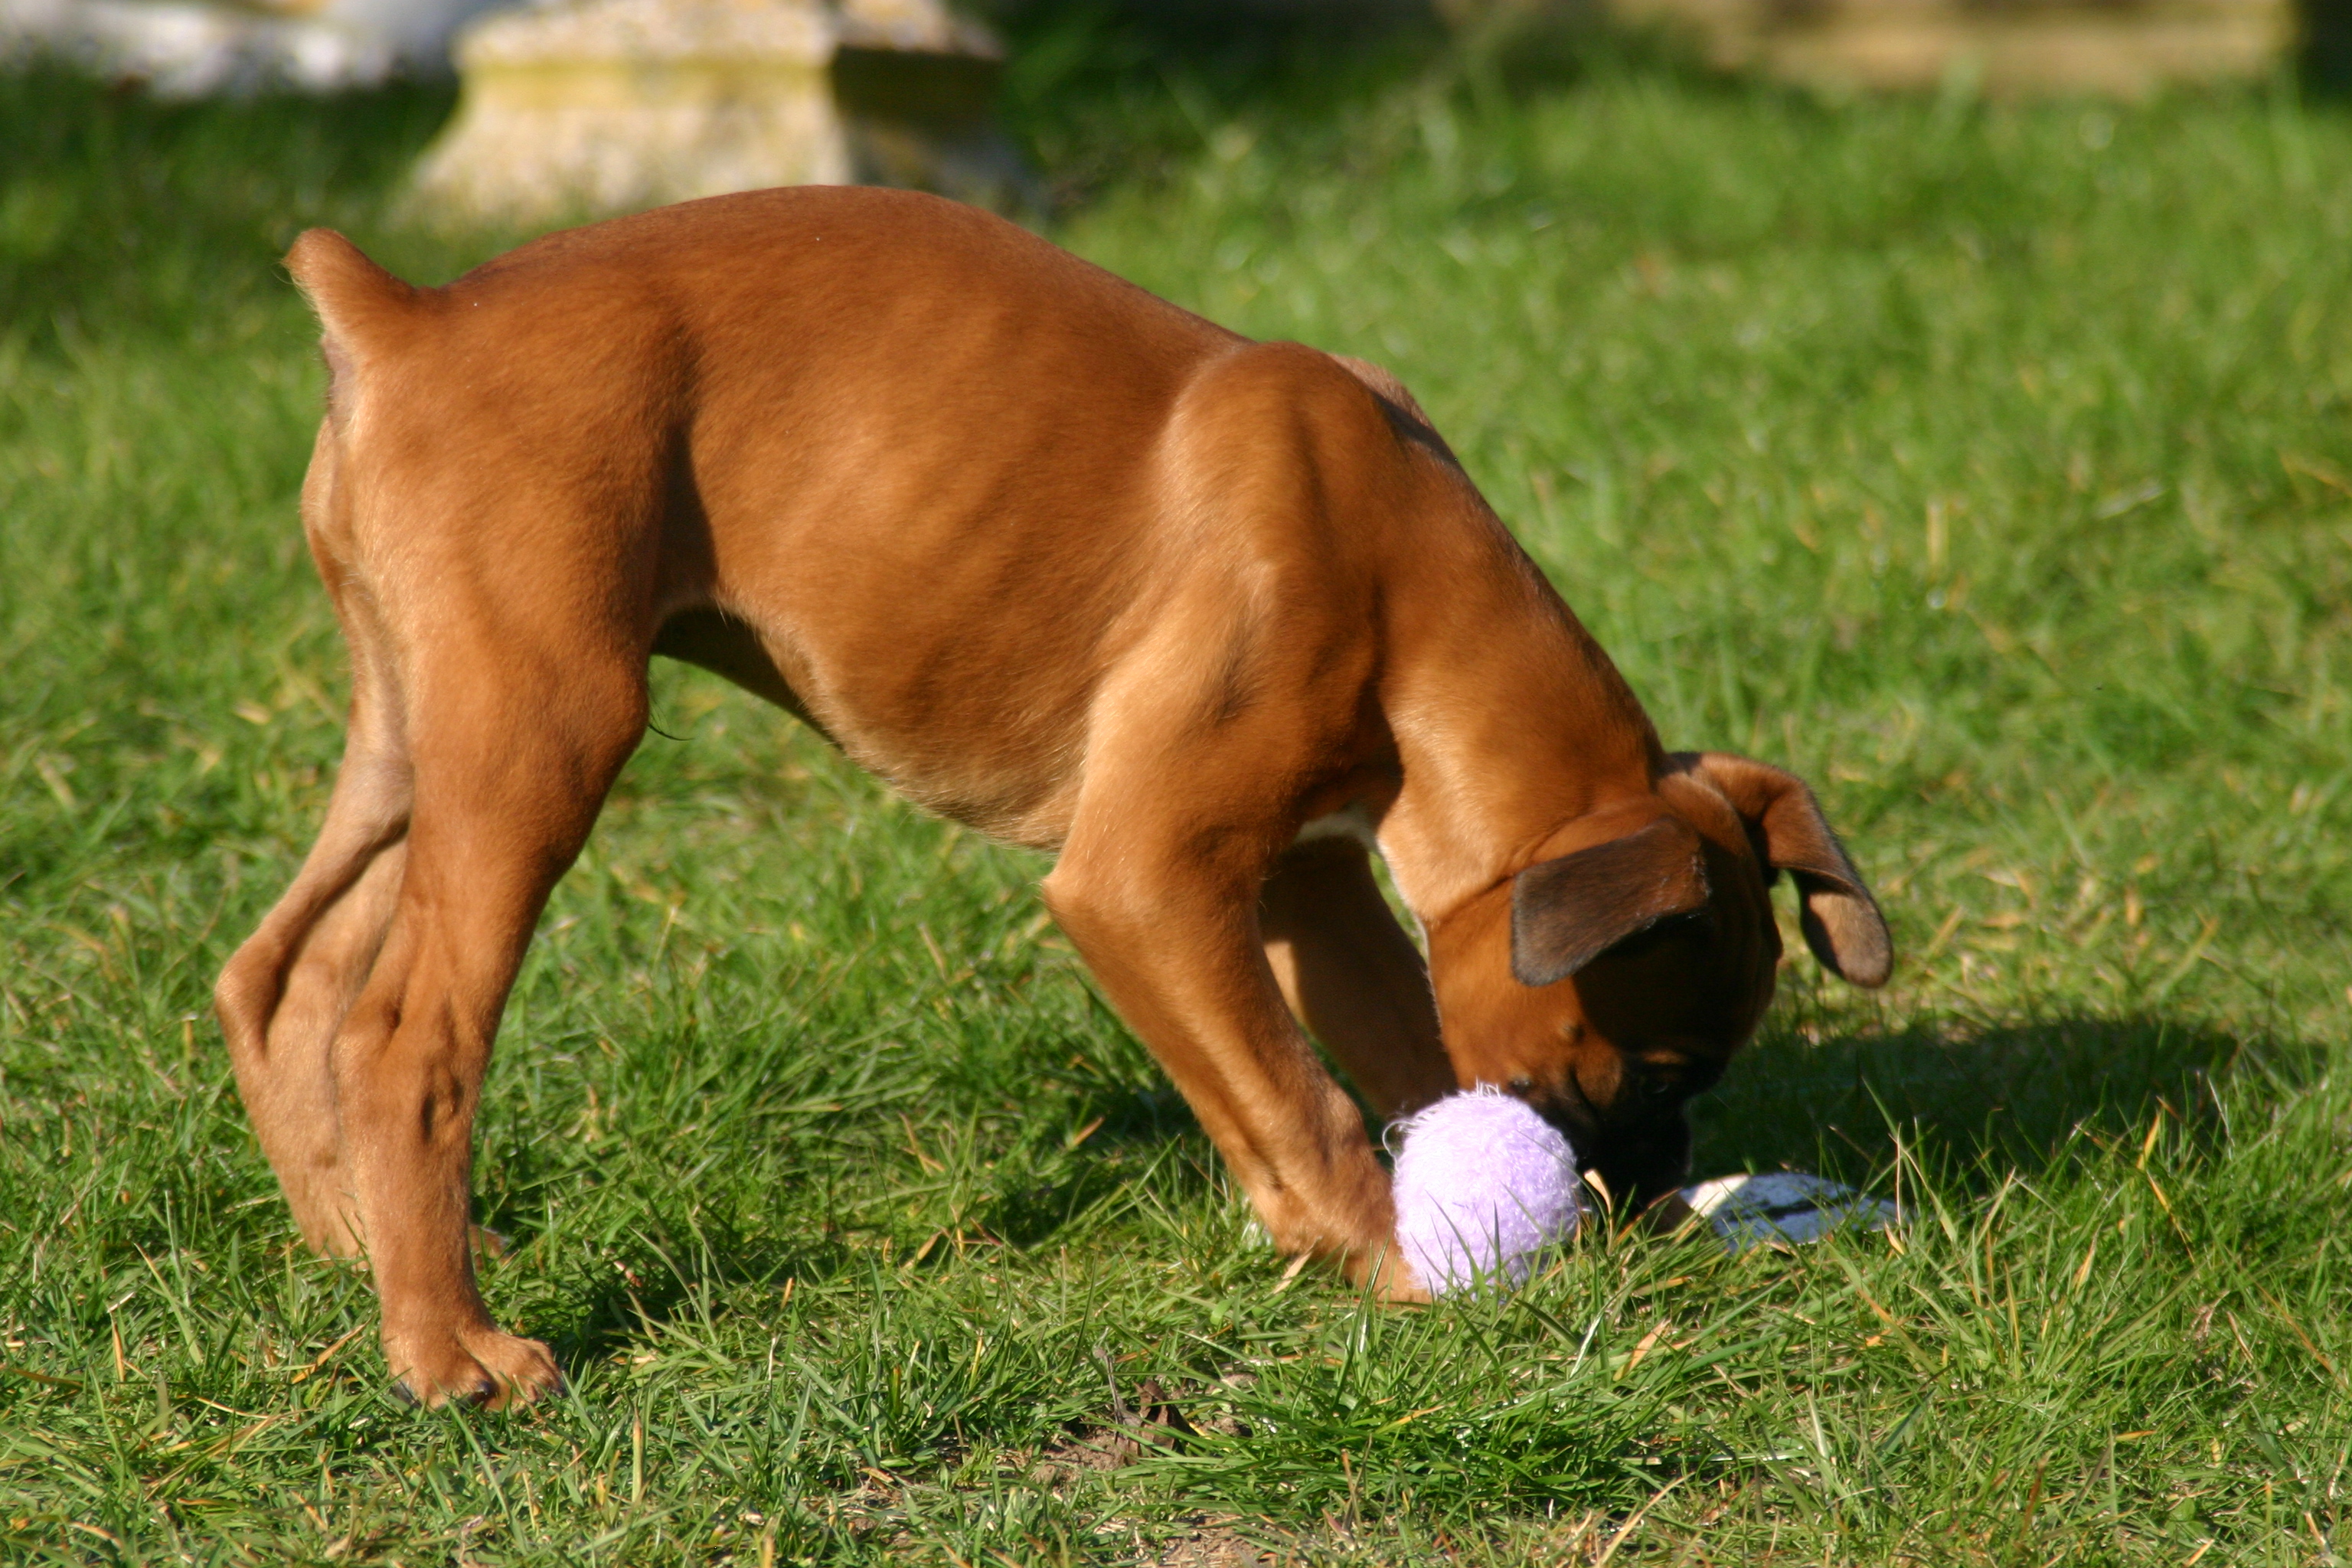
{"left": 1030, "top": 1374, "right": 1220, "bottom": 1483}
{"left": 1148, "top": 1513, "right": 1277, "bottom": 1567}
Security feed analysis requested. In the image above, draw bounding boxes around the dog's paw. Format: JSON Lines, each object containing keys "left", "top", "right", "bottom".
{"left": 387, "top": 1328, "right": 564, "bottom": 1411}
{"left": 1348, "top": 1246, "right": 1431, "bottom": 1305}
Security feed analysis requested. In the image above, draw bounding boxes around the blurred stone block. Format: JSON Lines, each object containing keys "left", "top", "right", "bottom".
{"left": 1602, "top": 0, "right": 2297, "bottom": 94}
{"left": 407, "top": 0, "right": 1030, "bottom": 227}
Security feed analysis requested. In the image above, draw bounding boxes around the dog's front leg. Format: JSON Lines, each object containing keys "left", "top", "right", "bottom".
{"left": 1043, "top": 828, "right": 1423, "bottom": 1300}
{"left": 1259, "top": 837, "right": 1455, "bottom": 1122}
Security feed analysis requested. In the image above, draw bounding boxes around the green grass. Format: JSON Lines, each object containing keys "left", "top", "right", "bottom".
{"left": 5, "top": 31, "right": 2352, "bottom": 1563}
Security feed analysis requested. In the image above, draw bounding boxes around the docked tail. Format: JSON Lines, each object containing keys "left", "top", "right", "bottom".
{"left": 284, "top": 229, "right": 417, "bottom": 424}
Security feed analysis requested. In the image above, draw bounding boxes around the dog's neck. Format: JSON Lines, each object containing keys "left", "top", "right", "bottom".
{"left": 1366, "top": 504, "right": 1663, "bottom": 926}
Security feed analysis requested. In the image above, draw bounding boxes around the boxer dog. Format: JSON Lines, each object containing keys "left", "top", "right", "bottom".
{"left": 216, "top": 187, "right": 1890, "bottom": 1408}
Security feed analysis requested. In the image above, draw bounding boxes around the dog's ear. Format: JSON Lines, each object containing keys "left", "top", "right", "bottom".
{"left": 1511, "top": 816, "right": 1711, "bottom": 987}
{"left": 1687, "top": 753, "right": 1891, "bottom": 988}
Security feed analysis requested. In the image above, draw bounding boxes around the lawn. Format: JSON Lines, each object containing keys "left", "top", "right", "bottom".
{"left": 2, "top": 20, "right": 2350, "bottom": 1564}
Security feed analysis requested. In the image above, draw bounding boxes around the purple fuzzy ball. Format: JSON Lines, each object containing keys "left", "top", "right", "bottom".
{"left": 1391, "top": 1087, "right": 1582, "bottom": 1295}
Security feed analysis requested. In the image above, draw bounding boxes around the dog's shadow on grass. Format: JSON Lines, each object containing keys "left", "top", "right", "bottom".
{"left": 513, "top": 1007, "right": 2314, "bottom": 1362}
{"left": 1688, "top": 1010, "right": 2321, "bottom": 1194}
{"left": 530, "top": 1215, "right": 869, "bottom": 1372}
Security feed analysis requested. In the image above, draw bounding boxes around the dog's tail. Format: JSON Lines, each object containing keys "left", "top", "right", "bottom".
{"left": 285, "top": 229, "right": 416, "bottom": 425}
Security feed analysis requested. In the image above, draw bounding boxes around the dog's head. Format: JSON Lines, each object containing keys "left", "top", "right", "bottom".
{"left": 1425, "top": 753, "right": 1890, "bottom": 1214}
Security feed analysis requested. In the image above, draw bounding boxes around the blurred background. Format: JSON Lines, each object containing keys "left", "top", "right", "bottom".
{"left": 3, "top": 0, "right": 2349, "bottom": 230}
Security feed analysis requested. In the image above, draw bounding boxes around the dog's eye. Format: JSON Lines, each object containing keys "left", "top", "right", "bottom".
{"left": 1629, "top": 1063, "right": 1686, "bottom": 1101}
{"left": 1508, "top": 1075, "right": 1534, "bottom": 1094}
{"left": 1628, "top": 1053, "right": 1722, "bottom": 1103}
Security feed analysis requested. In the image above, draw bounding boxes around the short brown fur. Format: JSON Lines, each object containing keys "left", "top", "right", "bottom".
{"left": 217, "top": 188, "right": 1889, "bottom": 1407}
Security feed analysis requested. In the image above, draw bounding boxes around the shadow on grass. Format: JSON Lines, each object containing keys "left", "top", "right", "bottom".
{"left": 474, "top": 1003, "right": 2313, "bottom": 1366}
{"left": 529, "top": 1209, "right": 854, "bottom": 1368}
{"left": 1692, "top": 1011, "right": 2324, "bottom": 1193}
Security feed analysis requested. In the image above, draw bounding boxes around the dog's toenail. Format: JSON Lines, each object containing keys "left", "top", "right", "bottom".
{"left": 389, "top": 1379, "right": 420, "bottom": 1408}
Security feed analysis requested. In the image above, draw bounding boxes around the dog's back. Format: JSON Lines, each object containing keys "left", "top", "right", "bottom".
{"left": 286, "top": 188, "right": 1492, "bottom": 849}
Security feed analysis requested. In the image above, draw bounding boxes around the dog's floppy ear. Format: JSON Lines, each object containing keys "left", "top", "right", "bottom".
{"left": 1688, "top": 753, "right": 1892, "bottom": 988}
{"left": 1511, "top": 816, "right": 1711, "bottom": 987}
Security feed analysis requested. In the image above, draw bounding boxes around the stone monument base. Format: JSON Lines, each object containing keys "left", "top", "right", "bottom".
{"left": 407, "top": 0, "right": 1030, "bottom": 230}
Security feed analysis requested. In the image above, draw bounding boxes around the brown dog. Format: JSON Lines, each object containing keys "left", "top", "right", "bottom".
{"left": 215, "top": 187, "right": 1890, "bottom": 1408}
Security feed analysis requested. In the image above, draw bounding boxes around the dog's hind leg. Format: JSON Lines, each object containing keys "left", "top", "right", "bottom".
{"left": 216, "top": 594, "right": 410, "bottom": 1257}
{"left": 331, "top": 621, "right": 646, "bottom": 1408}
{"left": 1259, "top": 838, "right": 1455, "bottom": 1122}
